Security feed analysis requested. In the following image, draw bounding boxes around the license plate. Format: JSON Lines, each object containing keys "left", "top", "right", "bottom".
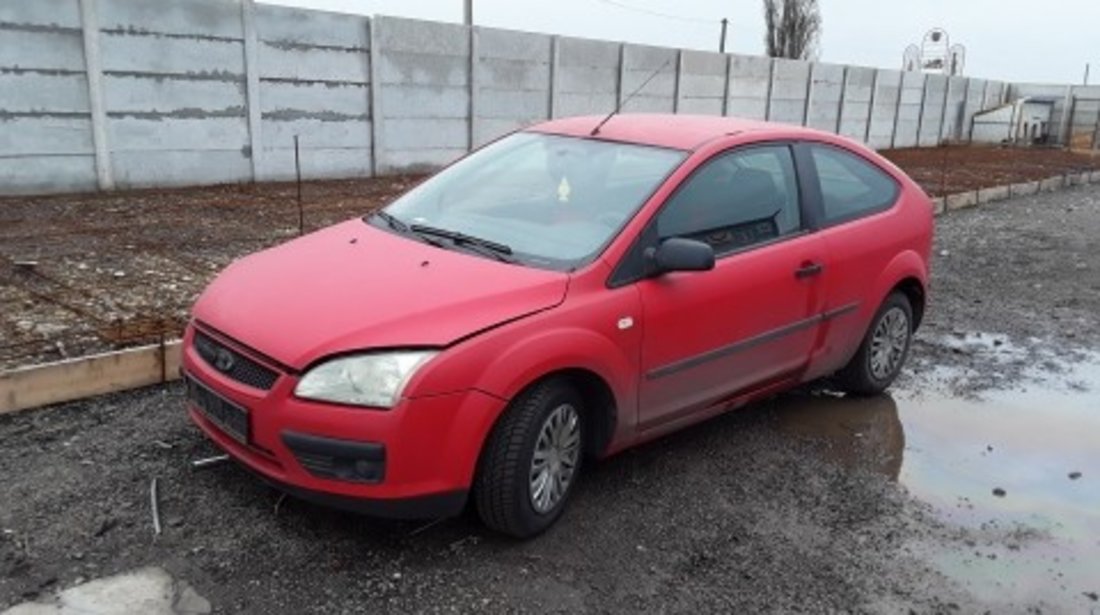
{"left": 187, "top": 376, "right": 250, "bottom": 444}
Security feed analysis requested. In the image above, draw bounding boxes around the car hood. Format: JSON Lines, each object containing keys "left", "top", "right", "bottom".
{"left": 192, "top": 219, "right": 569, "bottom": 369}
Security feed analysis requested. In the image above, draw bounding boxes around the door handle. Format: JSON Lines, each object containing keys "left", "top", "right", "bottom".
{"left": 794, "top": 262, "right": 823, "bottom": 279}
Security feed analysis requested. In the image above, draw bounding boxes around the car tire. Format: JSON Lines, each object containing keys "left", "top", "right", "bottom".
{"left": 834, "top": 291, "right": 914, "bottom": 395}
{"left": 474, "top": 378, "right": 584, "bottom": 538}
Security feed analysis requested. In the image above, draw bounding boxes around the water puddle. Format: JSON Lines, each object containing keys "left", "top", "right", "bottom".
{"left": 773, "top": 350, "right": 1100, "bottom": 611}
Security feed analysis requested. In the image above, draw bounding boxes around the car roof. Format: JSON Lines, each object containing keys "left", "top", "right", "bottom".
{"left": 527, "top": 113, "right": 830, "bottom": 151}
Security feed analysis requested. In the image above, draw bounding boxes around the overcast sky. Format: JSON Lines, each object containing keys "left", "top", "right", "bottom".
{"left": 265, "top": 0, "right": 1096, "bottom": 85}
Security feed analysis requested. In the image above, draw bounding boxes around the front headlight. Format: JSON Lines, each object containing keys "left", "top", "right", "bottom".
{"left": 294, "top": 350, "right": 437, "bottom": 408}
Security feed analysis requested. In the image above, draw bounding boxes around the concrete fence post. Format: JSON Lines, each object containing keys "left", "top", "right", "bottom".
{"left": 801, "top": 62, "right": 814, "bottom": 126}
{"left": 368, "top": 17, "right": 383, "bottom": 175}
{"left": 890, "top": 73, "right": 904, "bottom": 149}
{"left": 863, "top": 69, "right": 878, "bottom": 144}
{"left": 1065, "top": 94, "right": 1078, "bottom": 147}
{"left": 616, "top": 44, "right": 626, "bottom": 107}
{"left": 721, "top": 54, "right": 732, "bottom": 116}
{"left": 914, "top": 73, "right": 928, "bottom": 145}
{"left": 1060, "top": 86, "right": 1074, "bottom": 145}
{"left": 548, "top": 36, "right": 559, "bottom": 119}
{"left": 764, "top": 58, "right": 776, "bottom": 121}
{"left": 77, "top": 0, "right": 113, "bottom": 190}
{"left": 240, "top": 0, "right": 263, "bottom": 181}
{"left": 958, "top": 77, "right": 971, "bottom": 142}
{"left": 938, "top": 78, "right": 952, "bottom": 143}
{"left": 673, "top": 49, "right": 683, "bottom": 113}
{"left": 468, "top": 25, "right": 479, "bottom": 151}
{"left": 835, "top": 65, "right": 848, "bottom": 134}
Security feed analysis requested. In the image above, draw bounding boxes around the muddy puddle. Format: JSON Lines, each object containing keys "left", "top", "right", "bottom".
{"left": 772, "top": 349, "right": 1100, "bottom": 612}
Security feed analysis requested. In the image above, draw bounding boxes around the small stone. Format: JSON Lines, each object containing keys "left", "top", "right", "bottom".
{"left": 939, "top": 249, "right": 950, "bottom": 257}
{"left": 392, "top": 572, "right": 402, "bottom": 580}
{"left": 113, "top": 270, "right": 126, "bottom": 278}
{"left": 1069, "top": 471, "right": 1082, "bottom": 480}
{"left": 992, "top": 487, "right": 1006, "bottom": 497}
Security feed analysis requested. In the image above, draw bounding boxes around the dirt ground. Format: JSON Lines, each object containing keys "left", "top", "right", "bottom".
{"left": 2, "top": 145, "right": 1100, "bottom": 371}
{"left": 1, "top": 183, "right": 1099, "bottom": 613}
{"left": 881, "top": 145, "right": 1100, "bottom": 196}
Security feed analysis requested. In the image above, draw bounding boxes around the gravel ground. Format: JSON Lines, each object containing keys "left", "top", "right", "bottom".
{"left": 2, "top": 185, "right": 1100, "bottom": 613}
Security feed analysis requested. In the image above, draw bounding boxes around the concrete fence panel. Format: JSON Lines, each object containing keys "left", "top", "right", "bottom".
{"left": 918, "top": 74, "right": 948, "bottom": 146}
{"left": 726, "top": 54, "right": 771, "bottom": 120}
{"left": 620, "top": 44, "right": 677, "bottom": 113}
{"left": 678, "top": 50, "right": 726, "bottom": 116}
{"left": 473, "top": 27, "right": 551, "bottom": 147}
{"left": 837, "top": 66, "right": 874, "bottom": 141}
{"left": 867, "top": 69, "right": 901, "bottom": 149}
{"left": 555, "top": 36, "right": 619, "bottom": 118}
{"left": 254, "top": 4, "right": 372, "bottom": 181}
{"left": 0, "top": 0, "right": 98, "bottom": 194}
{"left": 805, "top": 62, "right": 845, "bottom": 132}
{"left": 375, "top": 16, "right": 469, "bottom": 172}
{"left": 941, "top": 75, "right": 968, "bottom": 141}
{"left": 892, "top": 70, "right": 925, "bottom": 148}
{"left": 96, "top": 0, "right": 251, "bottom": 188}
{"left": 768, "top": 58, "right": 811, "bottom": 125}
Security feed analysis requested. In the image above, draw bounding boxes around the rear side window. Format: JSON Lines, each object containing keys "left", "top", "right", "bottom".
{"left": 810, "top": 145, "right": 899, "bottom": 223}
{"left": 657, "top": 145, "right": 801, "bottom": 255}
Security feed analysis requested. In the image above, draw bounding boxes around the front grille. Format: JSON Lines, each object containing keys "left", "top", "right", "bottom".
{"left": 193, "top": 330, "right": 279, "bottom": 391}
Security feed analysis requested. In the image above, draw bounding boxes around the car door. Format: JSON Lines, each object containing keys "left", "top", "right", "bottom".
{"left": 631, "top": 143, "right": 828, "bottom": 431}
{"left": 796, "top": 142, "right": 905, "bottom": 377}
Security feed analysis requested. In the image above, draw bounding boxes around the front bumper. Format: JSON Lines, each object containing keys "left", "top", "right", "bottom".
{"left": 182, "top": 326, "right": 506, "bottom": 519}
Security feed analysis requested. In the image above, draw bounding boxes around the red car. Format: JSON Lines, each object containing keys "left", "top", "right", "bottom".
{"left": 183, "top": 114, "right": 932, "bottom": 538}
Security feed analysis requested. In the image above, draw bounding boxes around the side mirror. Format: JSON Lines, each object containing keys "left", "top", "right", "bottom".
{"left": 646, "top": 237, "right": 715, "bottom": 276}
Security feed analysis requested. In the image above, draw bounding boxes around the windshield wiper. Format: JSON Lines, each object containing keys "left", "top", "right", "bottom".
{"left": 409, "top": 224, "right": 516, "bottom": 263}
{"left": 371, "top": 211, "right": 445, "bottom": 247}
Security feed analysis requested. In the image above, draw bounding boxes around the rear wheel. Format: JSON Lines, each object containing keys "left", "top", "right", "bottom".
{"left": 475, "top": 379, "right": 584, "bottom": 538}
{"left": 834, "top": 292, "right": 913, "bottom": 395}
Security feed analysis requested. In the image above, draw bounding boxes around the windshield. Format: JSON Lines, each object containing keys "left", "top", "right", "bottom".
{"left": 373, "top": 132, "right": 686, "bottom": 270}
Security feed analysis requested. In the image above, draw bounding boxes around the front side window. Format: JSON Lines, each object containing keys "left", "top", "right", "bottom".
{"left": 657, "top": 145, "right": 802, "bottom": 255}
{"left": 810, "top": 145, "right": 899, "bottom": 223}
{"left": 375, "top": 133, "right": 686, "bottom": 270}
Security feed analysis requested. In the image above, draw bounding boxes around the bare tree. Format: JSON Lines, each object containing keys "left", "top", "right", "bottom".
{"left": 763, "top": 0, "right": 821, "bottom": 60}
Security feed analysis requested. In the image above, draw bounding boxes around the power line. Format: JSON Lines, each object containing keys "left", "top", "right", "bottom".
{"left": 590, "top": 0, "right": 717, "bottom": 25}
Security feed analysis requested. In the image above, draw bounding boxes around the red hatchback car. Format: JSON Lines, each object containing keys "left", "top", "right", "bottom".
{"left": 183, "top": 114, "right": 932, "bottom": 537}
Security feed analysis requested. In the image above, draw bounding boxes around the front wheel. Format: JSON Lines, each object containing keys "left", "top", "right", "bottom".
{"left": 475, "top": 379, "right": 584, "bottom": 538}
{"left": 834, "top": 292, "right": 913, "bottom": 395}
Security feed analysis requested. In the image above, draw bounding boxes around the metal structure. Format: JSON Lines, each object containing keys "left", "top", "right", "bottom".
{"left": 903, "top": 28, "right": 966, "bottom": 76}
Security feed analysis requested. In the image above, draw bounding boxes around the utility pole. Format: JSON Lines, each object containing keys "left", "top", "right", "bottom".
{"left": 463, "top": 0, "right": 472, "bottom": 26}
{"left": 719, "top": 17, "right": 728, "bottom": 53}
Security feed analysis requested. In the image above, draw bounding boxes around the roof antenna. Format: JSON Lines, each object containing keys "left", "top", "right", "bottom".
{"left": 590, "top": 57, "right": 672, "bottom": 136}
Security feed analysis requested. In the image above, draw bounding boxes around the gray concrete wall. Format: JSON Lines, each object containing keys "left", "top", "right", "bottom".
{"left": 97, "top": 0, "right": 250, "bottom": 188}
{"left": 918, "top": 74, "right": 948, "bottom": 147}
{"left": 1, "top": 0, "right": 1086, "bottom": 195}
{"left": 678, "top": 50, "right": 726, "bottom": 116}
{"left": 726, "top": 54, "right": 771, "bottom": 120}
{"left": 254, "top": 4, "right": 372, "bottom": 180}
{"left": 768, "top": 58, "right": 811, "bottom": 125}
{"left": 375, "top": 16, "right": 469, "bottom": 172}
{"left": 554, "top": 36, "right": 618, "bottom": 118}
{"left": 867, "top": 69, "right": 902, "bottom": 149}
{"left": 892, "top": 70, "right": 925, "bottom": 148}
{"left": 805, "top": 62, "right": 844, "bottom": 133}
{"left": 473, "top": 27, "right": 551, "bottom": 147}
{"left": 0, "top": 0, "right": 98, "bottom": 194}
{"left": 837, "top": 66, "right": 874, "bottom": 141}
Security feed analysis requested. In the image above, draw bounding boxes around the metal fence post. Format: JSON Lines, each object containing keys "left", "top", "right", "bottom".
{"left": 764, "top": 58, "right": 776, "bottom": 121}
{"left": 835, "top": 65, "right": 848, "bottom": 134}
{"left": 673, "top": 49, "right": 683, "bottom": 113}
{"left": 864, "top": 69, "right": 878, "bottom": 144}
{"left": 722, "top": 54, "right": 732, "bottom": 117}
